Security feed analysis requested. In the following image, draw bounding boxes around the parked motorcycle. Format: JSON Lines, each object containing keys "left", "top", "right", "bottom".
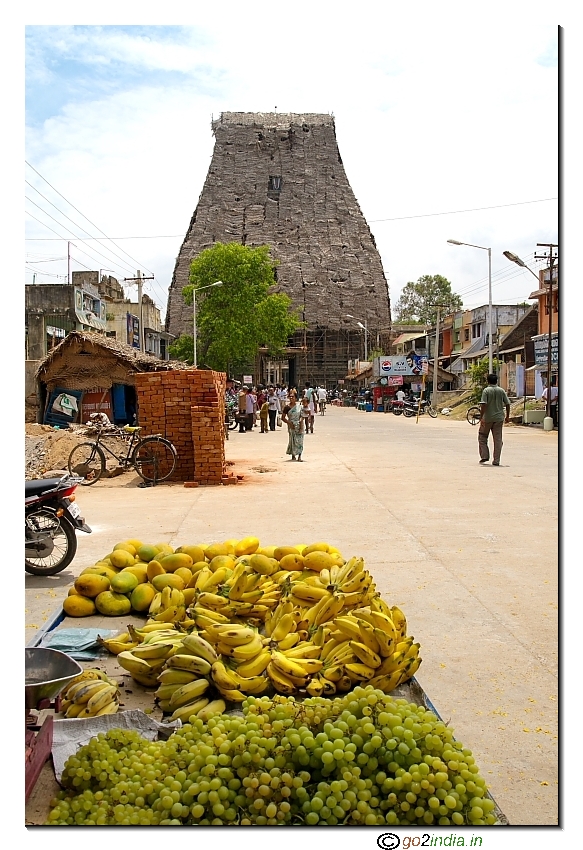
{"left": 25, "top": 475, "right": 91, "bottom": 576}
{"left": 402, "top": 398, "right": 438, "bottom": 418}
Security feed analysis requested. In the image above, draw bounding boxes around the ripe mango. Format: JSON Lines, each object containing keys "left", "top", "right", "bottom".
{"left": 153, "top": 543, "right": 174, "bottom": 557}
{"left": 147, "top": 560, "right": 165, "bottom": 582}
{"left": 302, "top": 542, "right": 331, "bottom": 556}
{"left": 249, "top": 553, "right": 279, "bottom": 576}
{"left": 205, "top": 542, "right": 236, "bottom": 560}
{"left": 110, "top": 572, "right": 139, "bottom": 594}
{"left": 130, "top": 583, "right": 156, "bottom": 613}
{"left": 160, "top": 553, "right": 194, "bottom": 573}
{"left": 113, "top": 541, "right": 137, "bottom": 556}
{"left": 95, "top": 591, "right": 132, "bottom": 617}
{"left": 152, "top": 573, "right": 185, "bottom": 592}
{"left": 274, "top": 546, "right": 301, "bottom": 561}
{"left": 121, "top": 564, "right": 149, "bottom": 584}
{"left": 174, "top": 567, "right": 194, "bottom": 586}
{"left": 209, "top": 554, "right": 236, "bottom": 573}
{"left": 109, "top": 549, "right": 136, "bottom": 569}
{"left": 125, "top": 539, "right": 144, "bottom": 550}
{"left": 63, "top": 595, "right": 96, "bottom": 617}
{"left": 234, "top": 536, "right": 260, "bottom": 557}
{"left": 137, "top": 544, "right": 158, "bottom": 563}
{"left": 278, "top": 553, "right": 305, "bottom": 571}
{"left": 74, "top": 574, "right": 110, "bottom": 598}
{"left": 80, "top": 565, "right": 118, "bottom": 581}
{"left": 303, "top": 551, "right": 336, "bottom": 572}
{"left": 175, "top": 545, "right": 206, "bottom": 564}
{"left": 255, "top": 546, "right": 277, "bottom": 558}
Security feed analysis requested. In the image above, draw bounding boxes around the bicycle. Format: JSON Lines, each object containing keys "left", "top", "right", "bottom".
{"left": 67, "top": 422, "right": 178, "bottom": 485}
{"left": 466, "top": 406, "right": 482, "bottom": 426}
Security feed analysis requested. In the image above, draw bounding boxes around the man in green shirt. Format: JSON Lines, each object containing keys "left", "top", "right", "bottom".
{"left": 478, "top": 374, "right": 510, "bottom": 466}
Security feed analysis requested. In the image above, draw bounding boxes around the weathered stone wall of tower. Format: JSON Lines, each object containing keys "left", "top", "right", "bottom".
{"left": 166, "top": 112, "right": 391, "bottom": 384}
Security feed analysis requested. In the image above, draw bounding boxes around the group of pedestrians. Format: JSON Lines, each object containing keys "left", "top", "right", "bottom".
{"left": 281, "top": 383, "right": 327, "bottom": 461}
{"left": 236, "top": 384, "right": 287, "bottom": 433}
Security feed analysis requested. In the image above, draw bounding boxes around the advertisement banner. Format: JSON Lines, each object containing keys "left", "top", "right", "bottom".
{"left": 387, "top": 376, "right": 404, "bottom": 386}
{"left": 127, "top": 313, "right": 140, "bottom": 348}
{"left": 375, "top": 354, "right": 428, "bottom": 377}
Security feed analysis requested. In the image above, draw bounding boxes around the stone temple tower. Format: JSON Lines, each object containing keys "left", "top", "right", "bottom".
{"left": 166, "top": 112, "right": 391, "bottom": 387}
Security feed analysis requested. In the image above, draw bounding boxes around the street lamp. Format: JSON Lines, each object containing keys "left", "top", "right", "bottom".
{"left": 346, "top": 314, "right": 369, "bottom": 361}
{"left": 447, "top": 239, "right": 493, "bottom": 374}
{"left": 193, "top": 280, "right": 223, "bottom": 368}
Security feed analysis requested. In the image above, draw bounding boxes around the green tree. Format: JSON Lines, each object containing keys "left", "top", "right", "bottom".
{"left": 168, "top": 334, "right": 195, "bottom": 365}
{"left": 170, "top": 242, "right": 303, "bottom": 374}
{"left": 395, "top": 275, "right": 463, "bottom": 325}
{"left": 468, "top": 356, "right": 501, "bottom": 403}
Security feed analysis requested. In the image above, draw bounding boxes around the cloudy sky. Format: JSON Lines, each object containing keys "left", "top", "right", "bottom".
{"left": 21, "top": 5, "right": 559, "bottom": 324}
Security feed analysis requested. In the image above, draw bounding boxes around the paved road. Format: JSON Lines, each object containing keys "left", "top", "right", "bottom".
{"left": 25, "top": 407, "right": 558, "bottom": 826}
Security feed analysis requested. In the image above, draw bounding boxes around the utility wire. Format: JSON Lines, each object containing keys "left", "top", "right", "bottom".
{"left": 369, "top": 197, "right": 557, "bottom": 223}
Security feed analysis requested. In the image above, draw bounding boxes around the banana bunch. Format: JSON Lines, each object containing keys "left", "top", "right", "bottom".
{"left": 116, "top": 627, "right": 186, "bottom": 687}
{"left": 60, "top": 669, "right": 120, "bottom": 718}
{"left": 146, "top": 585, "right": 189, "bottom": 626}
{"left": 201, "top": 624, "right": 271, "bottom": 700}
{"left": 154, "top": 633, "right": 219, "bottom": 716}
{"left": 97, "top": 630, "right": 139, "bottom": 655}
{"left": 266, "top": 641, "right": 324, "bottom": 695}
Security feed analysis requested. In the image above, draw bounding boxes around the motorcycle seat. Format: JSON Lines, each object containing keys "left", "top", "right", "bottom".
{"left": 25, "top": 478, "right": 65, "bottom": 496}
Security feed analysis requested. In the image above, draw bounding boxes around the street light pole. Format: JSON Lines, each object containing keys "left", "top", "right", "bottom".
{"left": 447, "top": 240, "right": 493, "bottom": 374}
{"left": 193, "top": 280, "right": 223, "bottom": 368}
{"left": 346, "top": 314, "right": 368, "bottom": 361}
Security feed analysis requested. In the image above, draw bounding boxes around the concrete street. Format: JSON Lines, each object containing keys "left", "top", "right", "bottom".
{"left": 25, "top": 406, "right": 558, "bottom": 826}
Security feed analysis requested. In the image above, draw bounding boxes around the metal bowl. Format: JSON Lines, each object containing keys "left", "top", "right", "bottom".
{"left": 25, "top": 647, "right": 83, "bottom": 711}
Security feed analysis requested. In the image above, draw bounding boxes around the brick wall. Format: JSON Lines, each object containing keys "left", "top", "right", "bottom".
{"left": 134, "top": 370, "right": 226, "bottom": 484}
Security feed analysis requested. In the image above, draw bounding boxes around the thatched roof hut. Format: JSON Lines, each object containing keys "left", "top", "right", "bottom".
{"left": 34, "top": 331, "right": 190, "bottom": 426}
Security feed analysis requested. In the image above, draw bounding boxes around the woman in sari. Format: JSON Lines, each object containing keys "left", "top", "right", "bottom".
{"left": 281, "top": 390, "right": 305, "bottom": 461}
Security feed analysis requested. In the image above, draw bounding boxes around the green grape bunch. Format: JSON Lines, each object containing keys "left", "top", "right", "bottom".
{"left": 46, "top": 686, "right": 498, "bottom": 826}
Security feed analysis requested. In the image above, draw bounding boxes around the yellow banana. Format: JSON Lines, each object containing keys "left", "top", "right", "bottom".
{"left": 117, "top": 650, "right": 158, "bottom": 677}
{"left": 277, "top": 632, "right": 300, "bottom": 650}
{"left": 270, "top": 650, "right": 310, "bottom": 680}
{"left": 305, "top": 677, "right": 324, "bottom": 697}
{"left": 373, "top": 627, "right": 396, "bottom": 657}
{"left": 215, "top": 687, "right": 247, "bottom": 702}
{"left": 282, "top": 641, "right": 322, "bottom": 659}
{"left": 70, "top": 680, "right": 113, "bottom": 706}
{"left": 320, "top": 637, "right": 351, "bottom": 662}
{"left": 85, "top": 684, "right": 119, "bottom": 715}
{"left": 369, "top": 668, "right": 403, "bottom": 693}
{"left": 235, "top": 648, "right": 272, "bottom": 678}
{"left": 317, "top": 675, "right": 337, "bottom": 695}
{"left": 271, "top": 612, "right": 295, "bottom": 643}
{"left": 194, "top": 567, "right": 213, "bottom": 591}
{"left": 313, "top": 593, "right": 345, "bottom": 627}
{"left": 404, "top": 641, "right": 421, "bottom": 661}
{"left": 217, "top": 634, "right": 263, "bottom": 661}
{"left": 148, "top": 592, "right": 163, "bottom": 616}
{"left": 65, "top": 702, "right": 86, "bottom": 718}
{"left": 336, "top": 674, "right": 353, "bottom": 692}
{"left": 291, "top": 584, "right": 332, "bottom": 604}
{"left": 168, "top": 678, "right": 211, "bottom": 711}
{"left": 345, "top": 661, "right": 377, "bottom": 680}
{"left": 266, "top": 662, "right": 297, "bottom": 695}
{"left": 377, "top": 649, "right": 408, "bottom": 676}
{"left": 333, "top": 616, "right": 362, "bottom": 641}
{"left": 165, "top": 653, "right": 212, "bottom": 675}
{"left": 94, "top": 699, "right": 119, "bottom": 716}
{"left": 351, "top": 641, "right": 382, "bottom": 668}
{"left": 357, "top": 620, "right": 381, "bottom": 655}
{"left": 180, "top": 634, "right": 219, "bottom": 664}
{"left": 233, "top": 673, "right": 269, "bottom": 694}
{"left": 321, "top": 664, "right": 344, "bottom": 682}
{"left": 170, "top": 697, "right": 210, "bottom": 723}
{"left": 370, "top": 611, "right": 398, "bottom": 640}
{"left": 157, "top": 668, "right": 199, "bottom": 685}
{"left": 391, "top": 605, "right": 408, "bottom": 639}
{"left": 196, "top": 699, "right": 227, "bottom": 722}
{"left": 131, "top": 642, "right": 176, "bottom": 661}
{"left": 400, "top": 656, "right": 422, "bottom": 683}
{"left": 208, "top": 624, "right": 258, "bottom": 646}
{"left": 211, "top": 660, "right": 241, "bottom": 691}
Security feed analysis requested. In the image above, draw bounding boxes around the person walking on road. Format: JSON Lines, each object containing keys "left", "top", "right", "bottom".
{"left": 478, "top": 374, "right": 510, "bottom": 466}
{"left": 282, "top": 390, "right": 305, "bottom": 461}
{"left": 267, "top": 386, "right": 281, "bottom": 431}
{"left": 542, "top": 376, "right": 558, "bottom": 429}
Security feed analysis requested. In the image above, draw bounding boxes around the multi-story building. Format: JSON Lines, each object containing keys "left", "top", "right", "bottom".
{"left": 528, "top": 264, "right": 558, "bottom": 387}
{"left": 26, "top": 279, "right": 107, "bottom": 360}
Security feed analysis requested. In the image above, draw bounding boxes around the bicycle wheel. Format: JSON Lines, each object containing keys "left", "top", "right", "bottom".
{"left": 467, "top": 406, "right": 481, "bottom": 426}
{"left": 427, "top": 405, "right": 438, "bottom": 419}
{"left": 67, "top": 442, "right": 105, "bottom": 485}
{"left": 132, "top": 437, "right": 177, "bottom": 483}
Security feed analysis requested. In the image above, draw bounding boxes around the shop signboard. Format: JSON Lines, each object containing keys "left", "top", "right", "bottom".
{"left": 533, "top": 333, "right": 558, "bottom": 366}
{"left": 374, "top": 354, "right": 428, "bottom": 377}
{"left": 127, "top": 313, "right": 140, "bottom": 348}
{"left": 387, "top": 376, "right": 403, "bottom": 386}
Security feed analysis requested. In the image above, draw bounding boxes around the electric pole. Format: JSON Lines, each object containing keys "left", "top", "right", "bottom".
{"left": 124, "top": 270, "right": 154, "bottom": 352}
{"left": 431, "top": 304, "right": 449, "bottom": 402}
{"left": 533, "top": 243, "right": 558, "bottom": 420}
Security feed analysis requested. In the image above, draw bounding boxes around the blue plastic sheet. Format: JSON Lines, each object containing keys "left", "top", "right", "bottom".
{"left": 39, "top": 628, "right": 118, "bottom": 660}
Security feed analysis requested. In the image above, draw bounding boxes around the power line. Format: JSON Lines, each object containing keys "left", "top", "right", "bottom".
{"left": 369, "top": 197, "right": 557, "bottom": 224}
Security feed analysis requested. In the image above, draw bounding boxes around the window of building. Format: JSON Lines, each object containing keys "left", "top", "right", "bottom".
{"left": 464, "top": 329, "right": 470, "bottom": 342}
{"left": 268, "top": 176, "right": 282, "bottom": 192}
{"left": 472, "top": 323, "right": 482, "bottom": 338}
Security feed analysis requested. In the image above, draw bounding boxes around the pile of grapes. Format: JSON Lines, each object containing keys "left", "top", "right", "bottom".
{"left": 46, "top": 686, "right": 498, "bottom": 826}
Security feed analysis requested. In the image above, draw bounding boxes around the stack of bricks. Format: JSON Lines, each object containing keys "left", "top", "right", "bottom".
{"left": 134, "top": 370, "right": 227, "bottom": 484}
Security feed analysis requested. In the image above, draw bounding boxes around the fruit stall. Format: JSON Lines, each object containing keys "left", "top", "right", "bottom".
{"left": 25, "top": 537, "right": 508, "bottom": 826}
